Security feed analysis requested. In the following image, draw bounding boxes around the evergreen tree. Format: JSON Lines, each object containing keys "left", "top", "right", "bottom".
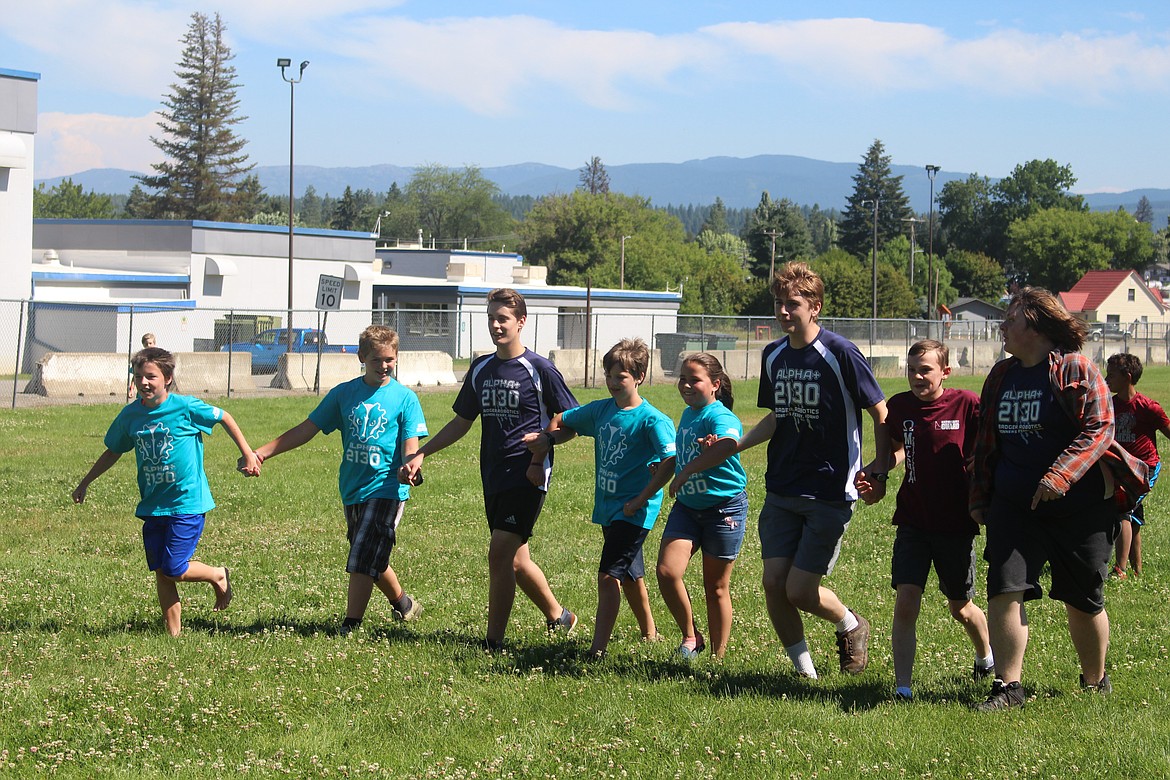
{"left": 123, "top": 185, "right": 152, "bottom": 218}
{"left": 1134, "top": 195, "right": 1154, "bottom": 224}
{"left": 136, "top": 12, "right": 253, "bottom": 220}
{"left": 299, "top": 185, "right": 325, "bottom": 227}
{"left": 331, "top": 186, "right": 363, "bottom": 231}
{"left": 700, "top": 197, "right": 729, "bottom": 235}
{"left": 838, "top": 139, "right": 912, "bottom": 260}
{"left": 579, "top": 156, "right": 610, "bottom": 195}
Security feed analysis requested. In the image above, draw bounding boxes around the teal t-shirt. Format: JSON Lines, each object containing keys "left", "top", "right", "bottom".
{"left": 104, "top": 393, "right": 221, "bottom": 517}
{"left": 308, "top": 376, "right": 429, "bottom": 505}
{"left": 561, "top": 398, "right": 676, "bottom": 529}
{"left": 674, "top": 400, "right": 748, "bottom": 509}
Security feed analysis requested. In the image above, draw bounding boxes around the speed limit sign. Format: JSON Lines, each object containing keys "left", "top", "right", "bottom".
{"left": 316, "top": 274, "right": 343, "bottom": 311}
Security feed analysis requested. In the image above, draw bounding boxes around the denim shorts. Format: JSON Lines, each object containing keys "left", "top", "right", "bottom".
{"left": 141, "top": 513, "right": 205, "bottom": 578}
{"left": 757, "top": 493, "right": 853, "bottom": 575}
{"left": 662, "top": 491, "right": 749, "bottom": 561}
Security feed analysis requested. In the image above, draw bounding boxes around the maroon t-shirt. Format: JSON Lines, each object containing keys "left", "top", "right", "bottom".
{"left": 1113, "top": 391, "right": 1169, "bottom": 468}
{"left": 887, "top": 387, "right": 980, "bottom": 535}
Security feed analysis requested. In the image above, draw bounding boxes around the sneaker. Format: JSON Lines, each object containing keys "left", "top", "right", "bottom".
{"left": 392, "top": 595, "right": 423, "bottom": 622}
{"left": 1080, "top": 673, "right": 1112, "bottom": 694}
{"left": 894, "top": 686, "right": 913, "bottom": 701}
{"left": 547, "top": 608, "right": 578, "bottom": 635}
{"left": 972, "top": 679, "right": 1025, "bottom": 711}
{"left": 973, "top": 661, "right": 995, "bottom": 681}
{"left": 677, "top": 628, "right": 706, "bottom": 661}
{"left": 835, "top": 610, "right": 870, "bottom": 675}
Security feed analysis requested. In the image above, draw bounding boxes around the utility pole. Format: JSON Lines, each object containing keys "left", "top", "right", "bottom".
{"left": 902, "top": 216, "right": 923, "bottom": 287}
{"left": 861, "top": 198, "right": 880, "bottom": 348}
{"left": 763, "top": 229, "right": 781, "bottom": 280}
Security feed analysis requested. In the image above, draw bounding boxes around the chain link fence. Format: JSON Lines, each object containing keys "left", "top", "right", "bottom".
{"left": 4, "top": 298, "right": 1170, "bottom": 408}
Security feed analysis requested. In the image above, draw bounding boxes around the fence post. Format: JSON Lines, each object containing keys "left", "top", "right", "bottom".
{"left": 226, "top": 310, "right": 235, "bottom": 397}
{"left": 11, "top": 300, "right": 25, "bottom": 409}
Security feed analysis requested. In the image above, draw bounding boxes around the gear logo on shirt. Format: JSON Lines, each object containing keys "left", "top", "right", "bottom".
{"left": 136, "top": 423, "right": 174, "bottom": 465}
{"left": 349, "top": 402, "right": 389, "bottom": 443}
{"left": 599, "top": 423, "right": 629, "bottom": 468}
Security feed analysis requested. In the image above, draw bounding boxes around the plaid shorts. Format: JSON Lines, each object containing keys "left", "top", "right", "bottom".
{"left": 344, "top": 498, "right": 404, "bottom": 578}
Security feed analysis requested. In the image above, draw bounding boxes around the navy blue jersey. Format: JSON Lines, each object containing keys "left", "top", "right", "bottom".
{"left": 453, "top": 349, "right": 578, "bottom": 494}
{"left": 756, "top": 328, "right": 884, "bottom": 501}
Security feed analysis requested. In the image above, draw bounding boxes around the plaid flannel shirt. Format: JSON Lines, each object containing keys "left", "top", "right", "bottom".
{"left": 970, "top": 350, "right": 1148, "bottom": 516}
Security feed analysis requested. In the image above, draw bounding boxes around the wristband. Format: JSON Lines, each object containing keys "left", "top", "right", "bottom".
{"left": 543, "top": 431, "right": 556, "bottom": 448}
{"left": 870, "top": 471, "right": 889, "bottom": 483}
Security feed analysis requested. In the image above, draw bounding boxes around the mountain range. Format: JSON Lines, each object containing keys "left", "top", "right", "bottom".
{"left": 35, "top": 154, "right": 1170, "bottom": 225}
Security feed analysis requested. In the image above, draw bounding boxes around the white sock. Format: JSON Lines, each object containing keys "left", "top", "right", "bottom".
{"left": 976, "top": 651, "right": 995, "bottom": 670}
{"left": 785, "top": 639, "right": 818, "bottom": 679}
{"left": 836, "top": 610, "right": 859, "bottom": 634}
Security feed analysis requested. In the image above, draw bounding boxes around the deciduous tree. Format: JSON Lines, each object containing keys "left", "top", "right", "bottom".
{"left": 33, "top": 180, "right": 115, "bottom": 219}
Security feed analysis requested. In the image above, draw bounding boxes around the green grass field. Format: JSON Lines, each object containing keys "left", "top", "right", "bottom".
{"left": 2, "top": 369, "right": 1169, "bottom": 777}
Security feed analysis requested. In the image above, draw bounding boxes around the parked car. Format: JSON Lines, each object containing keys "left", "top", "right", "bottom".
{"left": 1088, "top": 323, "right": 1128, "bottom": 341}
{"left": 220, "top": 328, "right": 358, "bottom": 373}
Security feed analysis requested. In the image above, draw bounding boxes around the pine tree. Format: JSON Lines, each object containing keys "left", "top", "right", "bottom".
{"left": 838, "top": 139, "right": 912, "bottom": 259}
{"left": 579, "top": 156, "right": 610, "bottom": 195}
{"left": 136, "top": 12, "right": 254, "bottom": 220}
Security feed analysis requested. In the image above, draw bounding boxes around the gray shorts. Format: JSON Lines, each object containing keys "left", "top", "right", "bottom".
{"left": 758, "top": 492, "right": 853, "bottom": 575}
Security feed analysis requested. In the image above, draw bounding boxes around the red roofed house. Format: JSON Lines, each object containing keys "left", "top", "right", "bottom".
{"left": 1059, "top": 270, "right": 1167, "bottom": 335}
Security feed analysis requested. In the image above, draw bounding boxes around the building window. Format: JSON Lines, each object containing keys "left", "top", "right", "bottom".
{"left": 1128, "top": 288, "right": 1136, "bottom": 301}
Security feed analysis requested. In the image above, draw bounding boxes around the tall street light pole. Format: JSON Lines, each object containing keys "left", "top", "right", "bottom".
{"left": 278, "top": 58, "right": 308, "bottom": 354}
{"left": 925, "top": 164, "right": 940, "bottom": 320}
{"left": 620, "top": 234, "right": 632, "bottom": 289}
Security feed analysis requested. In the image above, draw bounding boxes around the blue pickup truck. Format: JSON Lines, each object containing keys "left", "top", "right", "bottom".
{"left": 220, "top": 328, "right": 358, "bottom": 373}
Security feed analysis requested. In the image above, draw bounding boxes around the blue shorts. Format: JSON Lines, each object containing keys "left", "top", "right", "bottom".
{"left": 1128, "top": 461, "right": 1160, "bottom": 527}
{"left": 662, "top": 491, "right": 749, "bottom": 561}
{"left": 598, "top": 520, "right": 650, "bottom": 581}
{"left": 141, "top": 513, "right": 205, "bottom": 578}
{"left": 758, "top": 493, "right": 853, "bottom": 575}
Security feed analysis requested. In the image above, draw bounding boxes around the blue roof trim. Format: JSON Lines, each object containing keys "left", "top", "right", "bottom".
{"left": 30, "top": 300, "right": 197, "bottom": 313}
{"left": 0, "top": 67, "right": 40, "bottom": 81}
{"left": 33, "top": 218, "right": 370, "bottom": 240}
{"left": 32, "top": 272, "right": 190, "bottom": 283}
{"left": 379, "top": 283, "right": 680, "bottom": 302}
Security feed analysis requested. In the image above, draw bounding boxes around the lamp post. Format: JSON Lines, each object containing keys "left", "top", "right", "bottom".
{"left": 278, "top": 58, "right": 308, "bottom": 353}
{"left": 925, "top": 164, "right": 940, "bottom": 320}
{"left": 620, "top": 235, "right": 632, "bottom": 289}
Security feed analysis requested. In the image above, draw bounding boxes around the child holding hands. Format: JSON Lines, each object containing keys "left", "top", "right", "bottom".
{"left": 74, "top": 347, "right": 258, "bottom": 636}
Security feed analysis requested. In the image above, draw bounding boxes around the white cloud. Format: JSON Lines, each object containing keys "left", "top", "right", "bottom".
{"left": 36, "top": 112, "right": 162, "bottom": 178}
{"left": 316, "top": 15, "right": 715, "bottom": 114}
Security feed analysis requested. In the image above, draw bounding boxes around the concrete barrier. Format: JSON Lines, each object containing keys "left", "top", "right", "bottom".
{"left": 272, "top": 352, "right": 361, "bottom": 391}
{"left": 396, "top": 351, "right": 458, "bottom": 387}
{"left": 25, "top": 351, "right": 255, "bottom": 398}
{"left": 550, "top": 349, "right": 665, "bottom": 385}
{"left": 25, "top": 353, "right": 131, "bottom": 397}
{"left": 175, "top": 351, "right": 251, "bottom": 395}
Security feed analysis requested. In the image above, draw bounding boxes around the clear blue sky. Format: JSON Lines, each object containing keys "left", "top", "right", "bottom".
{"left": 6, "top": 1, "right": 1170, "bottom": 193}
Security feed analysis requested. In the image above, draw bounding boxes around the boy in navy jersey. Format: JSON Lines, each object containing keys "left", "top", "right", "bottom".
{"left": 400, "top": 289, "right": 578, "bottom": 650}
{"left": 857, "top": 339, "right": 993, "bottom": 700}
{"left": 738, "top": 262, "right": 888, "bottom": 679}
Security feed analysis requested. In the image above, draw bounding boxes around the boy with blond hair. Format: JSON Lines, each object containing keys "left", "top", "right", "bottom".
{"left": 253, "top": 325, "right": 428, "bottom": 633}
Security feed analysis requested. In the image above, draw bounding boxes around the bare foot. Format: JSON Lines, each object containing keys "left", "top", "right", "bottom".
{"left": 213, "top": 567, "right": 233, "bottom": 612}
